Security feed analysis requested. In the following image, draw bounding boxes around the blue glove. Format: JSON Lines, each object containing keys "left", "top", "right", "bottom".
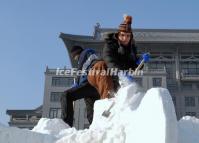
{"left": 136, "top": 53, "right": 150, "bottom": 65}
{"left": 125, "top": 74, "right": 134, "bottom": 82}
{"left": 118, "top": 71, "right": 134, "bottom": 87}
{"left": 142, "top": 53, "right": 150, "bottom": 63}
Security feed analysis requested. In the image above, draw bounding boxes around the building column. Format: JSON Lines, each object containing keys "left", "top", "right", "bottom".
{"left": 10, "top": 115, "right": 13, "bottom": 121}
{"left": 26, "top": 115, "right": 29, "bottom": 121}
{"left": 175, "top": 47, "right": 181, "bottom": 90}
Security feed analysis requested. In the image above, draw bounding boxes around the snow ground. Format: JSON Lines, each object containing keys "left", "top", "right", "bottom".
{"left": 0, "top": 83, "right": 198, "bottom": 143}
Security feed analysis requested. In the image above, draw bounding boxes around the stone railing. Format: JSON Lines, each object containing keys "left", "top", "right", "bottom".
{"left": 181, "top": 71, "right": 199, "bottom": 81}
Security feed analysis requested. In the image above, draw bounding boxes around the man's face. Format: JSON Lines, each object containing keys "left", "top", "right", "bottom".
{"left": 118, "top": 32, "right": 131, "bottom": 46}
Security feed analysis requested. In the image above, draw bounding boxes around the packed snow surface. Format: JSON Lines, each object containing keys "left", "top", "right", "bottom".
{"left": 0, "top": 83, "right": 199, "bottom": 143}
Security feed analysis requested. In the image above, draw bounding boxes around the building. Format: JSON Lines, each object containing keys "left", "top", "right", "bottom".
{"left": 6, "top": 106, "right": 42, "bottom": 129}
{"left": 42, "top": 66, "right": 91, "bottom": 129}
{"left": 41, "top": 66, "right": 167, "bottom": 129}
{"left": 7, "top": 24, "right": 199, "bottom": 129}
{"left": 59, "top": 24, "right": 199, "bottom": 120}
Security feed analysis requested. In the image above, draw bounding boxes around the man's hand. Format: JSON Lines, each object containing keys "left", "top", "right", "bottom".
{"left": 125, "top": 74, "right": 134, "bottom": 82}
{"left": 136, "top": 53, "right": 150, "bottom": 65}
{"left": 118, "top": 71, "right": 134, "bottom": 87}
{"left": 142, "top": 53, "right": 150, "bottom": 63}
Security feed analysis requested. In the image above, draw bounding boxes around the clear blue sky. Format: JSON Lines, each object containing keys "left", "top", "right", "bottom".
{"left": 0, "top": 0, "right": 199, "bottom": 125}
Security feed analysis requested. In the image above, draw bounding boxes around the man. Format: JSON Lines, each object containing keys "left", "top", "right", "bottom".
{"left": 60, "top": 45, "right": 100, "bottom": 127}
{"left": 103, "top": 15, "right": 150, "bottom": 88}
{"left": 88, "top": 15, "right": 150, "bottom": 96}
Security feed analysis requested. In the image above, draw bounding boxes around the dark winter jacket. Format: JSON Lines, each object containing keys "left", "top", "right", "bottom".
{"left": 76, "top": 48, "right": 99, "bottom": 85}
{"left": 103, "top": 33, "right": 139, "bottom": 70}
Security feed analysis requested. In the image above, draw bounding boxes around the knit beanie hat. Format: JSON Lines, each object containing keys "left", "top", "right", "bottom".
{"left": 70, "top": 45, "right": 83, "bottom": 58}
{"left": 118, "top": 15, "right": 132, "bottom": 33}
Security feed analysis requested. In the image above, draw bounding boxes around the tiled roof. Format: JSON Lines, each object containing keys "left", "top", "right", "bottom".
{"left": 6, "top": 105, "right": 42, "bottom": 116}
{"left": 60, "top": 28, "right": 199, "bottom": 43}
{"left": 100, "top": 28, "right": 199, "bottom": 43}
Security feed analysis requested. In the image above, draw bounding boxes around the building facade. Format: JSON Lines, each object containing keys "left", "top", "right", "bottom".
{"left": 41, "top": 66, "right": 167, "bottom": 129}
{"left": 59, "top": 25, "right": 199, "bottom": 120}
{"left": 42, "top": 66, "right": 91, "bottom": 129}
{"left": 7, "top": 25, "right": 199, "bottom": 129}
{"left": 6, "top": 106, "right": 42, "bottom": 129}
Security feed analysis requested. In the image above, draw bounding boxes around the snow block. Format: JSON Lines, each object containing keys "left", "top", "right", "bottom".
{"left": 0, "top": 83, "right": 189, "bottom": 143}
{"left": 178, "top": 116, "right": 199, "bottom": 143}
{"left": 0, "top": 125, "right": 56, "bottom": 143}
{"left": 125, "top": 88, "right": 178, "bottom": 143}
{"left": 91, "top": 84, "right": 178, "bottom": 143}
{"left": 32, "top": 118, "right": 70, "bottom": 136}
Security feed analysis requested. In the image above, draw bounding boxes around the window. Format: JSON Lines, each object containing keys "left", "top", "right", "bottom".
{"left": 164, "top": 55, "right": 173, "bottom": 59}
{"left": 182, "top": 82, "right": 192, "bottom": 90}
{"left": 14, "top": 115, "right": 27, "bottom": 120}
{"left": 185, "top": 97, "right": 195, "bottom": 107}
{"left": 50, "top": 92, "right": 63, "bottom": 102}
{"left": 181, "top": 62, "right": 199, "bottom": 75}
{"left": 149, "top": 62, "right": 163, "bottom": 69}
{"left": 180, "top": 52, "right": 192, "bottom": 60}
{"left": 153, "top": 78, "right": 162, "bottom": 87}
{"left": 52, "top": 77, "right": 74, "bottom": 87}
{"left": 181, "top": 56, "right": 191, "bottom": 59}
{"left": 49, "top": 108, "right": 61, "bottom": 118}
{"left": 167, "top": 81, "right": 178, "bottom": 92}
{"left": 185, "top": 112, "right": 196, "bottom": 116}
{"left": 149, "top": 61, "right": 173, "bottom": 78}
{"left": 149, "top": 52, "right": 173, "bottom": 60}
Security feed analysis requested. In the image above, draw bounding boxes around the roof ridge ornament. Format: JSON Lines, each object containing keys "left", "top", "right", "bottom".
{"left": 93, "top": 23, "right": 101, "bottom": 40}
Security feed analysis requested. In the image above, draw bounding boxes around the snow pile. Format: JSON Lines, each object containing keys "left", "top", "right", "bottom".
{"left": 90, "top": 84, "right": 177, "bottom": 143}
{"left": 0, "top": 123, "right": 6, "bottom": 127}
{"left": 32, "top": 118, "right": 70, "bottom": 136}
{"left": 0, "top": 123, "right": 56, "bottom": 143}
{"left": 178, "top": 116, "right": 199, "bottom": 143}
{"left": 0, "top": 82, "right": 198, "bottom": 143}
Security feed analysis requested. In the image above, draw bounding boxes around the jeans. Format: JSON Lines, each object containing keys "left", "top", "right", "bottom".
{"left": 60, "top": 82, "right": 100, "bottom": 127}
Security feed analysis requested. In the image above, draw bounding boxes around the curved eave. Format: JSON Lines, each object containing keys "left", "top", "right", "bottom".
{"left": 6, "top": 110, "right": 42, "bottom": 116}
{"left": 59, "top": 32, "right": 105, "bottom": 67}
{"left": 59, "top": 32, "right": 102, "bottom": 43}
{"left": 100, "top": 28, "right": 199, "bottom": 43}
{"left": 99, "top": 28, "right": 199, "bottom": 33}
